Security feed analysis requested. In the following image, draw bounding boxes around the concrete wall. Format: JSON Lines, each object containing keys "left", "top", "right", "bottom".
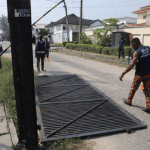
{"left": 137, "top": 13, "right": 147, "bottom": 24}
{"left": 146, "top": 10, "right": 150, "bottom": 25}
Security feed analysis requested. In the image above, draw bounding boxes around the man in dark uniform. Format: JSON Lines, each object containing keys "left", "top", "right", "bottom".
{"left": 119, "top": 38, "right": 150, "bottom": 113}
{"left": 118, "top": 37, "right": 125, "bottom": 59}
{"left": 36, "top": 35, "right": 46, "bottom": 72}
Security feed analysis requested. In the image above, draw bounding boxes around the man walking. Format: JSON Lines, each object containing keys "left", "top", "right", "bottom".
{"left": 44, "top": 36, "right": 50, "bottom": 62}
{"left": 118, "top": 36, "right": 125, "bottom": 59}
{"left": 119, "top": 38, "right": 150, "bottom": 113}
{"left": 36, "top": 35, "right": 46, "bottom": 72}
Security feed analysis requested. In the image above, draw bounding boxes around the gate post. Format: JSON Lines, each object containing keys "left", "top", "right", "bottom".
{"left": 6, "top": 0, "right": 38, "bottom": 148}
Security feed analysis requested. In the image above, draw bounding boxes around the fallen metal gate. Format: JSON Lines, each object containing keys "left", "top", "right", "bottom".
{"left": 35, "top": 74, "right": 147, "bottom": 143}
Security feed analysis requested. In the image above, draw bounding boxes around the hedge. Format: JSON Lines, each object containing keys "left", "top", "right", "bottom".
{"left": 62, "top": 41, "right": 68, "bottom": 47}
{"left": 65, "top": 43, "right": 134, "bottom": 57}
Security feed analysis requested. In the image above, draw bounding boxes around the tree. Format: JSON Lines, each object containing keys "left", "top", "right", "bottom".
{"left": 0, "top": 15, "right": 10, "bottom": 40}
{"left": 74, "top": 32, "right": 92, "bottom": 44}
{"left": 38, "top": 29, "right": 48, "bottom": 37}
{"left": 93, "top": 18, "right": 119, "bottom": 46}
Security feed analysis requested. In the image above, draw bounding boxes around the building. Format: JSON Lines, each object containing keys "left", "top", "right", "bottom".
{"left": 132, "top": 5, "right": 150, "bottom": 25}
{"left": 112, "top": 5, "right": 150, "bottom": 46}
{"left": 33, "top": 23, "right": 49, "bottom": 35}
{"left": 117, "top": 17, "right": 137, "bottom": 24}
{"left": 45, "top": 14, "right": 102, "bottom": 43}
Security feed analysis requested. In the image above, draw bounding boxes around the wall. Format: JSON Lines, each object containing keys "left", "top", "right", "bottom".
{"left": 146, "top": 10, "right": 150, "bottom": 25}
{"left": 137, "top": 13, "right": 147, "bottom": 24}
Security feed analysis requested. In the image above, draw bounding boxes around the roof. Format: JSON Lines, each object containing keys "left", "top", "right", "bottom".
{"left": 128, "top": 22, "right": 146, "bottom": 27}
{"left": 45, "top": 14, "right": 102, "bottom": 28}
{"left": 132, "top": 5, "right": 150, "bottom": 14}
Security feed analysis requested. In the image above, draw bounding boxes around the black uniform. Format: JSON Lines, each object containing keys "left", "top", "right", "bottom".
{"left": 36, "top": 40, "right": 45, "bottom": 71}
{"left": 119, "top": 38, "right": 125, "bottom": 59}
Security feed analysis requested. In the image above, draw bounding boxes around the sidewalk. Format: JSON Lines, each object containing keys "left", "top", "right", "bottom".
{"left": 0, "top": 104, "right": 18, "bottom": 150}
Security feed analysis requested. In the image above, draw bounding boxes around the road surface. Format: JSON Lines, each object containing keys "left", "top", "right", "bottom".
{"left": 2, "top": 41, "right": 150, "bottom": 150}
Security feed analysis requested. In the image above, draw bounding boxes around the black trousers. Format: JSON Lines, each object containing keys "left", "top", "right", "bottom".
{"left": 37, "top": 53, "right": 45, "bottom": 71}
{"left": 119, "top": 47, "right": 124, "bottom": 59}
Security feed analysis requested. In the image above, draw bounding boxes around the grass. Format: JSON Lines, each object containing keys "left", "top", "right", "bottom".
{"left": 0, "top": 57, "right": 89, "bottom": 150}
{"left": 0, "top": 57, "right": 18, "bottom": 132}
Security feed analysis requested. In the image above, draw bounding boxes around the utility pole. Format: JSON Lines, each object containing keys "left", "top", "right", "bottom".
{"left": 63, "top": 0, "right": 69, "bottom": 42}
{"left": 79, "top": 0, "right": 83, "bottom": 41}
{"left": 79, "top": 0, "right": 83, "bottom": 34}
{"left": 7, "top": 0, "right": 38, "bottom": 148}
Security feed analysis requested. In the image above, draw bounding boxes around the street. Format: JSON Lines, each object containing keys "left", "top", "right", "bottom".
{"left": 2, "top": 41, "right": 150, "bottom": 150}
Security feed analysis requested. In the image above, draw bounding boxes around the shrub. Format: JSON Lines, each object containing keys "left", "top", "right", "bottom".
{"left": 102, "top": 47, "right": 113, "bottom": 55}
{"left": 62, "top": 41, "right": 68, "bottom": 47}
{"left": 89, "top": 45, "right": 97, "bottom": 53}
{"left": 96, "top": 46, "right": 103, "bottom": 54}
{"left": 74, "top": 41, "right": 78, "bottom": 44}
{"left": 124, "top": 46, "right": 134, "bottom": 57}
{"left": 112, "top": 47, "right": 119, "bottom": 56}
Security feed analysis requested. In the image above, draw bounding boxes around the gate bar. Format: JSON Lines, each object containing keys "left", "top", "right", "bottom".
{"left": 38, "top": 75, "right": 77, "bottom": 86}
{"left": 40, "top": 84, "right": 88, "bottom": 103}
{"left": 46, "top": 100, "right": 108, "bottom": 138}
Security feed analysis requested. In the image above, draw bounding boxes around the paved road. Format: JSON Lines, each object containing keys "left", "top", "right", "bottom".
{"left": 2, "top": 42, "right": 150, "bottom": 150}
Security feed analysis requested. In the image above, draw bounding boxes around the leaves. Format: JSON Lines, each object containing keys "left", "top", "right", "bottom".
{"left": 93, "top": 18, "right": 119, "bottom": 46}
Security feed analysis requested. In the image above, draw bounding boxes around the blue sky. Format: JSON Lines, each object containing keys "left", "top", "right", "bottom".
{"left": 0, "top": 0, "right": 150, "bottom": 25}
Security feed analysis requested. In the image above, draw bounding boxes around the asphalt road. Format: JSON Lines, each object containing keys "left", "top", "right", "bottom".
{"left": 2, "top": 41, "right": 150, "bottom": 150}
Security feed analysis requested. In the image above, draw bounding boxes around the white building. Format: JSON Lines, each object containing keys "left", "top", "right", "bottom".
{"left": 45, "top": 14, "right": 102, "bottom": 43}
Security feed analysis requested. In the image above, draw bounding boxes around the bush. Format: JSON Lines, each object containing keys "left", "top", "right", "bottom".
{"left": 62, "top": 41, "right": 68, "bottom": 47}
{"left": 74, "top": 41, "right": 78, "bottom": 44}
{"left": 112, "top": 47, "right": 119, "bottom": 56}
{"left": 96, "top": 46, "right": 103, "bottom": 54}
{"left": 102, "top": 47, "right": 113, "bottom": 55}
{"left": 124, "top": 46, "right": 134, "bottom": 57}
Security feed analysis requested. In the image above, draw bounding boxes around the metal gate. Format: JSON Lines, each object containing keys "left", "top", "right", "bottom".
{"left": 35, "top": 74, "right": 147, "bottom": 143}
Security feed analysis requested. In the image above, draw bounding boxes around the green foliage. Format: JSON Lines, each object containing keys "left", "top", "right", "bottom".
{"left": 74, "top": 41, "right": 78, "bottom": 44}
{"left": 96, "top": 46, "right": 103, "bottom": 54}
{"left": 112, "top": 47, "right": 119, "bottom": 56}
{"left": 38, "top": 29, "right": 48, "bottom": 37}
{"left": 65, "top": 43, "right": 97, "bottom": 53}
{"left": 62, "top": 41, "right": 68, "bottom": 47}
{"left": 75, "top": 32, "right": 92, "bottom": 44}
{"left": 0, "top": 57, "right": 18, "bottom": 132}
{"left": 102, "top": 47, "right": 113, "bottom": 55}
{"left": 124, "top": 46, "right": 134, "bottom": 57}
{"left": 93, "top": 18, "right": 119, "bottom": 46}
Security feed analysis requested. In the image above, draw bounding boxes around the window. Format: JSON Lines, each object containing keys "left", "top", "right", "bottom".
{"left": 63, "top": 26, "right": 66, "bottom": 30}
{"left": 143, "top": 16, "right": 146, "bottom": 19}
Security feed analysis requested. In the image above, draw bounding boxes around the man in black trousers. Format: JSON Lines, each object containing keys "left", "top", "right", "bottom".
{"left": 36, "top": 35, "right": 46, "bottom": 72}
{"left": 118, "top": 36, "right": 125, "bottom": 59}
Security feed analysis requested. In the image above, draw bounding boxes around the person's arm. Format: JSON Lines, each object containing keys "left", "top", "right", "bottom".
{"left": 119, "top": 51, "right": 138, "bottom": 81}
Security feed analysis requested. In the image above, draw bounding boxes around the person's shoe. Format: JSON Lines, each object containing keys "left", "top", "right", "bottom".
{"left": 38, "top": 70, "right": 41, "bottom": 73}
{"left": 123, "top": 99, "right": 132, "bottom": 106}
{"left": 142, "top": 108, "right": 150, "bottom": 114}
{"left": 42, "top": 69, "right": 46, "bottom": 72}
